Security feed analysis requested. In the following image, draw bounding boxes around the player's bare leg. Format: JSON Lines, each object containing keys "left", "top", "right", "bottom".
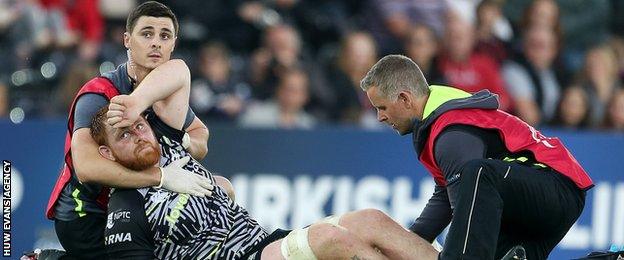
{"left": 261, "top": 223, "right": 387, "bottom": 260}
{"left": 339, "top": 209, "right": 439, "bottom": 260}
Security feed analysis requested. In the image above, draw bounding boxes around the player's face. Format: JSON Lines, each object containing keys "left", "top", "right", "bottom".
{"left": 366, "top": 86, "right": 414, "bottom": 135}
{"left": 125, "top": 16, "right": 176, "bottom": 70}
{"left": 104, "top": 117, "right": 161, "bottom": 171}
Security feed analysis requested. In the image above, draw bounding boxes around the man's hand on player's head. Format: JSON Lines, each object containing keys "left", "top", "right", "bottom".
{"left": 107, "top": 95, "right": 149, "bottom": 128}
{"left": 157, "top": 156, "right": 215, "bottom": 197}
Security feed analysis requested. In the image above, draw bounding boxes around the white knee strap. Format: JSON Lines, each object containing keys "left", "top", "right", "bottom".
{"left": 280, "top": 227, "right": 318, "bottom": 260}
{"left": 319, "top": 215, "right": 341, "bottom": 226}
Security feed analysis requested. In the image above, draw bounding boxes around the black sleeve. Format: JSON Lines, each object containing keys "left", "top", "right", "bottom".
{"left": 182, "top": 107, "right": 196, "bottom": 130}
{"left": 105, "top": 189, "right": 155, "bottom": 260}
{"left": 409, "top": 185, "right": 453, "bottom": 242}
{"left": 73, "top": 94, "right": 109, "bottom": 132}
{"left": 433, "top": 125, "right": 487, "bottom": 209}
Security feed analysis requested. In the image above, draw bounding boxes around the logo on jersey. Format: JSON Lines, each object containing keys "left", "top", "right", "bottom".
{"left": 105, "top": 233, "right": 132, "bottom": 245}
{"left": 149, "top": 190, "right": 170, "bottom": 205}
{"left": 165, "top": 193, "right": 190, "bottom": 232}
{"left": 528, "top": 125, "right": 555, "bottom": 148}
{"left": 106, "top": 210, "right": 132, "bottom": 229}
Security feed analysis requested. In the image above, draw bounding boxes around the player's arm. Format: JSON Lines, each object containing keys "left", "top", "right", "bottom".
{"left": 145, "top": 59, "right": 191, "bottom": 129}
{"left": 132, "top": 59, "right": 191, "bottom": 119}
{"left": 138, "top": 58, "right": 208, "bottom": 159}
{"left": 182, "top": 116, "right": 209, "bottom": 159}
{"left": 107, "top": 59, "right": 190, "bottom": 128}
{"left": 72, "top": 128, "right": 161, "bottom": 187}
{"left": 108, "top": 59, "right": 209, "bottom": 159}
{"left": 72, "top": 94, "right": 212, "bottom": 196}
{"left": 72, "top": 94, "right": 160, "bottom": 187}
{"left": 147, "top": 59, "right": 208, "bottom": 159}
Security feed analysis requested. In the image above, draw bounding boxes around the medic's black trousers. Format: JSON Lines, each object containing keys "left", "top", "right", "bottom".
{"left": 440, "top": 159, "right": 586, "bottom": 260}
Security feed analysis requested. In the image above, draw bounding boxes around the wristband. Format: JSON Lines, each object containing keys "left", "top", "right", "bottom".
{"left": 156, "top": 167, "right": 165, "bottom": 188}
{"left": 182, "top": 132, "right": 191, "bottom": 149}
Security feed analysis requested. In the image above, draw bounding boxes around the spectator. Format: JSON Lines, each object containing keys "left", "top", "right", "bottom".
{"left": 64, "top": 0, "right": 104, "bottom": 61}
{"left": 607, "top": 37, "right": 624, "bottom": 83}
{"left": 364, "top": 0, "right": 448, "bottom": 55}
{"left": 553, "top": 85, "right": 590, "bottom": 129}
{"left": 237, "top": 0, "right": 349, "bottom": 54}
{"left": 578, "top": 44, "right": 622, "bottom": 127}
{"left": 98, "top": 0, "right": 136, "bottom": 65}
{"left": 160, "top": 0, "right": 254, "bottom": 52}
{"left": 326, "top": 32, "right": 379, "bottom": 127}
{"left": 190, "top": 42, "right": 251, "bottom": 123}
{"left": 55, "top": 61, "right": 98, "bottom": 114}
{"left": 286, "top": 0, "right": 358, "bottom": 54}
{"left": 438, "top": 14, "right": 512, "bottom": 111}
{"left": 240, "top": 68, "right": 315, "bottom": 129}
{"left": 475, "top": 0, "right": 512, "bottom": 64}
{"left": 248, "top": 23, "right": 301, "bottom": 99}
{"left": 39, "top": 0, "right": 104, "bottom": 61}
{"left": 98, "top": 21, "right": 129, "bottom": 66}
{"left": 507, "top": 0, "right": 609, "bottom": 73}
{"left": 0, "top": 1, "right": 25, "bottom": 71}
{"left": 44, "top": 0, "right": 106, "bottom": 115}
{"left": 611, "top": 0, "right": 624, "bottom": 37}
{"left": 404, "top": 24, "right": 445, "bottom": 85}
{"left": 519, "top": 0, "right": 561, "bottom": 34}
{"left": 0, "top": 1, "right": 58, "bottom": 73}
{"left": 604, "top": 89, "right": 624, "bottom": 130}
{"left": 502, "top": 26, "right": 562, "bottom": 126}
{"left": 557, "top": 0, "right": 610, "bottom": 73}
{"left": 247, "top": 23, "right": 332, "bottom": 118}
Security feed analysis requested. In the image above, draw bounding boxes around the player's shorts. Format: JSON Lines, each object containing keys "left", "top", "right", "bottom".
{"left": 55, "top": 215, "right": 108, "bottom": 259}
{"left": 243, "top": 229, "right": 292, "bottom": 260}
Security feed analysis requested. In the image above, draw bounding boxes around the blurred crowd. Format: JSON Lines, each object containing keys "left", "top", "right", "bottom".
{"left": 0, "top": 0, "right": 623, "bottom": 131}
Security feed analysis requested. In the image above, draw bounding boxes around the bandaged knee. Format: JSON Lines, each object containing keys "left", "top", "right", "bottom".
{"left": 280, "top": 228, "right": 318, "bottom": 260}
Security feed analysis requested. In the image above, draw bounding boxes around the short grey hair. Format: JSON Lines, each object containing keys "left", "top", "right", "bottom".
{"left": 360, "top": 54, "right": 429, "bottom": 100}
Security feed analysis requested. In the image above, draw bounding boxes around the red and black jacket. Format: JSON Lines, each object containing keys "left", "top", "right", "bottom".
{"left": 413, "top": 86, "right": 593, "bottom": 190}
{"left": 45, "top": 77, "right": 120, "bottom": 219}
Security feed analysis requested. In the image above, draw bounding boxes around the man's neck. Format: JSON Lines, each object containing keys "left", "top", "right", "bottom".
{"left": 414, "top": 94, "right": 429, "bottom": 120}
{"left": 127, "top": 62, "right": 152, "bottom": 89}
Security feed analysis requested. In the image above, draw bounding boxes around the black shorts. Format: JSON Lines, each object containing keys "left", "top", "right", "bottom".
{"left": 54, "top": 214, "right": 108, "bottom": 260}
{"left": 243, "top": 229, "right": 291, "bottom": 260}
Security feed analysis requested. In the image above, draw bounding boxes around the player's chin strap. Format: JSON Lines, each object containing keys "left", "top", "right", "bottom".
{"left": 280, "top": 215, "right": 343, "bottom": 260}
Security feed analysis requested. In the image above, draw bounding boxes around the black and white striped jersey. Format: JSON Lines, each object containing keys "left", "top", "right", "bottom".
{"left": 105, "top": 112, "right": 268, "bottom": 259}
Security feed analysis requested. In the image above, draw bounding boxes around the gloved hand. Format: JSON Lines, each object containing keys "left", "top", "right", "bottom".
{"left": 156, "top": 157, "right": 214, "bottom": 197}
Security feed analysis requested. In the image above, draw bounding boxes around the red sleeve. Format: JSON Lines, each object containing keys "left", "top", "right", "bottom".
{"left": 66, "top": 0, "right": 104, "bottom": 42}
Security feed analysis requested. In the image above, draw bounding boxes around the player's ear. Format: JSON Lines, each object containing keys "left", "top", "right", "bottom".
{"left": 123, "top": 32, "right": 130, "bottom": 49}
{"left": 172, "top": 36, "right": 177, "bottom": 52}
{"left": 99, "top": 146, "right": 116, "bottom": 161}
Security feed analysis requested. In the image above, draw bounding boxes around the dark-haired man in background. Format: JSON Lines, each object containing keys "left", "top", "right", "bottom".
{"left": 46, "top": 2, "right": 212, "bottom": 258}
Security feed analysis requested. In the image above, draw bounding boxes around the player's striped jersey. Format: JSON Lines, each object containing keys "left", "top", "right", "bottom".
{"left": 147, "top": 132, "right": 267, "bottom": 259}
{"left": 105, "top": 113, "right": 268, "bottom": 259}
